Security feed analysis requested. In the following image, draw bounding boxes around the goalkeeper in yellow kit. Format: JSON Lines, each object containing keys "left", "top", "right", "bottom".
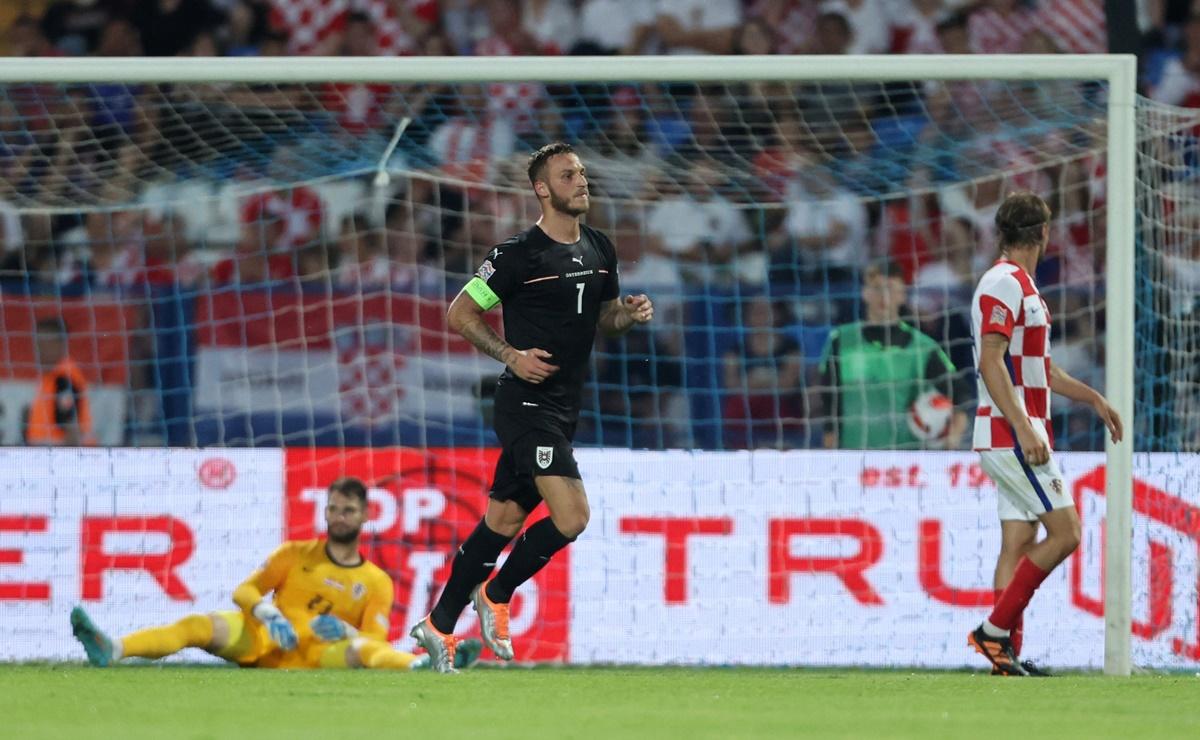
{"left": 70, "top": 477, "right": 480, "bottom": 671}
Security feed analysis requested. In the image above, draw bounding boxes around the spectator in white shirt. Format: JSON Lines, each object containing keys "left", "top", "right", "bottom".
{"left": 1151, "top": 14, "right": 1200, "bottom": 107}
{"left": 0, "top": 198, "right": 22, "bottom": 256}
{"left": 614, "top": 213, "right": 683, "bottom": 305}
{"left": 521, "top": 0, "right": 578, "bottom": 54}
{"left": 818, "top": 0, "right": 892, "bottom": 54}
{"left": 654, "top": 0, "right": 743, "bottom": 55}
{"left": 645, "top": 161, "right": 753, "bottom": 283}
{"left": 893, "top": 0, "right": 948, "bottom": 54}
{"left": 913, "top": 215, "right": 976, "bottom": 312}
{"left": 783, "top": 168, "right": 868, "bottom": 273}
{"left": 428, "top": 85, "right": 516, "bottom": 183}
{"left": 575, "top": 0, "right": 656, "bottom": 53}
{"left": 574, "top": 94, "right": 661, "bottom": 201}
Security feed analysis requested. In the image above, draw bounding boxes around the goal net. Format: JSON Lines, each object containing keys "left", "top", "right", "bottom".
{"left": 0, "top": 56, "right": 1193, "bottom": 672}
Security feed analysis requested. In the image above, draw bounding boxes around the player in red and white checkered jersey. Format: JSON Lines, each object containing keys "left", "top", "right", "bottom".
{"left": 967, "top": 192, "right": 1123, "bottom": 676}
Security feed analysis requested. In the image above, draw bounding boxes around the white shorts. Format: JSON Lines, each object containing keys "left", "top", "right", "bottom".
{"left": 978, "top": 450, "right": 1072, "bottom": 522}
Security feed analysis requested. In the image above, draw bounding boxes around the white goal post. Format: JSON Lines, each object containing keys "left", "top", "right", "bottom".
{"left": 0, "top": 54, "right": 1137, "bottom": 675}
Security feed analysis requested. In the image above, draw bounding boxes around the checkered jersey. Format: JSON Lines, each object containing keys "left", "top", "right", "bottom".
{"left": 1036, "top": 0, "right": 1106, "bottom": 55}
{"left": 967, "top": 6, "right": 1036, "bottom": 54}
{"left": 971, "top": 260, "right": 1053, "bottom": 451}
{"left": 269, "top": 0, "right": 436, "bottom": 55}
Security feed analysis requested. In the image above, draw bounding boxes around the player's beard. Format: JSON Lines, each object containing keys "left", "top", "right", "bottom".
{"left": 327, "top": 523, "right": 361, "bottom": 544}
{"left": 549, "top": 188, "right": 589, "bottom": 217}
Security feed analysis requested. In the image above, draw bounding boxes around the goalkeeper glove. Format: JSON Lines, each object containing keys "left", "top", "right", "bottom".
{"left": 252, "top": 602, "right": 298, "bottom": 651}
{"left": 310, "top": 614, "right": 358, "bottom": 642}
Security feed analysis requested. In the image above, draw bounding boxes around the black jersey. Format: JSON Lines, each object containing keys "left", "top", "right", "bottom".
{"left": 472, "top": 222, "right": 620, "bottom": 422}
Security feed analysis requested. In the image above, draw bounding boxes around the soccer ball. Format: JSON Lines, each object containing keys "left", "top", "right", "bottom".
{"left": 907, "top": 390, "right": 953, "bottom": 441}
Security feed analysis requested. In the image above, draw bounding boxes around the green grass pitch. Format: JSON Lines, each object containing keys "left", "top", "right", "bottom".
{"left": 3, "top": 664, "right": 1197, "bottom": 739}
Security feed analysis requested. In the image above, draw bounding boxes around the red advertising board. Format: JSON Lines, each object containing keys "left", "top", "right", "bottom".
{"left": 285, "top": 447, "right": 569, "bottom": 662}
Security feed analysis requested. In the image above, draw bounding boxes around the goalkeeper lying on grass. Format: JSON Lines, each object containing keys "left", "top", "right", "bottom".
{"left": 71, "top": 476, "right": 479, "bottom": 671}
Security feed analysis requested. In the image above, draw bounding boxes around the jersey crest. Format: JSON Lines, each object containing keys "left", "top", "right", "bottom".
{"left": 323, "top": 577, "right": 345, "bottom": 591}
{"left": 536, "top": 446, "right": 554, "bottom": 469}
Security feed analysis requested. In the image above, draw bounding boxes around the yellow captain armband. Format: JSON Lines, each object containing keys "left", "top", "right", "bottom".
{"left": 465, "top": 276, "right": 501, "bottom": 310}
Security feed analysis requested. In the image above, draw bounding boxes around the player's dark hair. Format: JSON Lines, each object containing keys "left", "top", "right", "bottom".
{"left": 815, "top": 11, "right": 851, "bottom": 36}
{"left": 328, "top": 476, "right": 368, "bottom": 505}
{"left": 995, "top": 191, "right": 1051, "bottom": 250}
{"left": 864, "top": 259, "right": 906, "bottom": 285}
{"left": 527, "top": 142, "right": 575, "bottom": 188}
{"left": 935, "top": 12, "right": 969, "bottom": 36}
{"left": 36, "top": 317, "right": 68, "bottom": 337}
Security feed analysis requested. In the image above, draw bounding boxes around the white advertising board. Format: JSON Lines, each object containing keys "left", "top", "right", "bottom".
{"left": 569, "top": 450, "right": 1200, "bottom": 670}
{"left": 0, "top": 448, "right": 283, "bottom": 661}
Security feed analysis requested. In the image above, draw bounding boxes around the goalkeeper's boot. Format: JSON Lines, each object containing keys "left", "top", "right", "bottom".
{"left": 70, "top": 606, "right": 117, "bottom": 667}
{"left": 471, "top": 581, "right": 514, "bottom": 661}
{"left": 409, "top": 616, "right": 458, "bottom": 674}
{"left": 968, "top": 625, "right": 1027, "bottom": 676}
{"left": 454, "top": 638, "right": 483, "bottom": 670}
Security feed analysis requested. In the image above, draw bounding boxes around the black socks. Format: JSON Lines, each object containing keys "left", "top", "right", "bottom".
{"left": 429, "top": 519, "right": 512, "bottom": 634}
{"left": 485, "top": 518, "right": 575, "bottom": 604}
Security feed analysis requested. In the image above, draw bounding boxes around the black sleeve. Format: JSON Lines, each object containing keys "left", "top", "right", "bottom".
{"left": 600, "top": 231, "right": 620, "bottom": 302}
{"left": 473, "top": 239, "right": 527, "bottom": 304}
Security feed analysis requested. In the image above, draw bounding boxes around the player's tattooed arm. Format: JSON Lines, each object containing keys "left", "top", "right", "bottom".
{"left": 448, "top": 289, "right": 559, "bottom": 383}
{"left": 448, "top": 295, "right": 517, "bottom": 365}
{"left": 464, "top": 320, "right": 515, "bottom": 363}
{"left": 598, "top": 299, "right": 634, "bottom": 336}
{"left": 599, "top": 294, "right": 654, "bottom": 337}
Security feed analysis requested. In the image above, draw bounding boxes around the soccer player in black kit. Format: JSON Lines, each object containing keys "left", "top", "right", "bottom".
{"left": 409, "top": 142, "right": 654, "bottom": 672}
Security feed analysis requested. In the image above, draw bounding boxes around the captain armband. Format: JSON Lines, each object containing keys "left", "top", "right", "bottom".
{"left": 465, "top": 276, "right": 501, "bottom": 310}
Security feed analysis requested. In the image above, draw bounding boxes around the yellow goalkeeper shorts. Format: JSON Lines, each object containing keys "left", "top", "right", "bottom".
{"left": 212, "top": 611, "right": 330, "bottom": 669}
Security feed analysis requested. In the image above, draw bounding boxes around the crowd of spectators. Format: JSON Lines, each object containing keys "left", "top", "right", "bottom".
{"left": 0, "top": 1, "right": 1193, "bottom": 452}
{"left": 0, "top": 1, "right": 1125, "bottom": 61}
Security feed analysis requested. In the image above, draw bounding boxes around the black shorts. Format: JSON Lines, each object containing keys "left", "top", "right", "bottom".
{"left": 489, "top": 403, "right": 581, "bottom": 514}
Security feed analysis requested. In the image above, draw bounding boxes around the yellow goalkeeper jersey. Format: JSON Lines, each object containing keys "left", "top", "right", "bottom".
{"left": 233, "top": 538, "right": 394, "bottom": 645}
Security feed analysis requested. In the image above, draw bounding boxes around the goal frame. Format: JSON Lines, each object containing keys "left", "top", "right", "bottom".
{"left": 0, "top": 54, "right": 1137, "bottom": 675}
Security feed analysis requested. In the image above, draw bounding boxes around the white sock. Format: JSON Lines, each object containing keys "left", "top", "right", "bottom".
{"left": 109, "top": 636, "right": 124, "bottom": 661}
{"left": 981, "top": 620, "right": 1010, "bottom": 639}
